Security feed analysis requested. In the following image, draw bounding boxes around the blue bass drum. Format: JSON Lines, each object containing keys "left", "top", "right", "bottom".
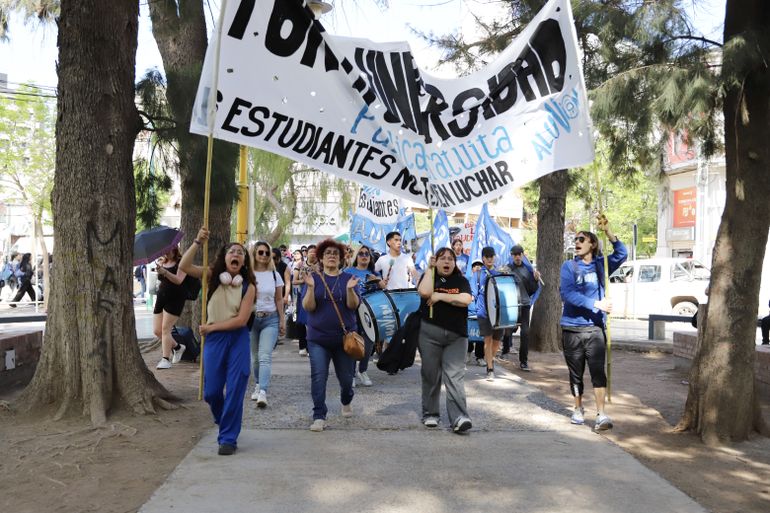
{"left": 467, "top": 316, "right": 483, "bottom": 343}
{"left": 357, "top": 289, "right": 421, "bottom": 344}
{"left": 485, "top": 274, "right": 521, "bottom": 328}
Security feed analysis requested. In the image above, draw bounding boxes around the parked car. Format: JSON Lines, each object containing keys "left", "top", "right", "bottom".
{"left": 608, "top": 258, "right": 710, "bottom": 318}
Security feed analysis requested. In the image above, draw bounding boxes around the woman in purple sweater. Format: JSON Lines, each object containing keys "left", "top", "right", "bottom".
{"left": 301, "top": 239, "right": 360, "bottom": 432}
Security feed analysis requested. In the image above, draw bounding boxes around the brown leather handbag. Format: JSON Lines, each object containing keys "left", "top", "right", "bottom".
{"left": 316, "top": 271, "right": 365, "bottom": 360}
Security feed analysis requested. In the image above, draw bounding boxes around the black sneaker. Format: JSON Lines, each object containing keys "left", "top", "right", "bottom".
{"left": 520, "top": 362, "right": 530, "bottom": 372}
{"left": 453, "top": 416, "right": 472, "bottom": 433}
{"left": 218, "top": 443, "right": 237, "bottom": 456}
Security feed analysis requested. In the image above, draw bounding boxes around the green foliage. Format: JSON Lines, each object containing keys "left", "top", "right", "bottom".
{"left": 567, "top": 143, "right": 658, "bottom": 258}
{"left": 249, "top": 148, "right": 356, "bottom": 244}
{"left": 136, "top": 69, "right": 238, "bottom": 209}
{"left": 133, "top": 147, "right": 173, "bottom": 231}
{"left": 0, "top": 84, "right": 55, "bottom": 222}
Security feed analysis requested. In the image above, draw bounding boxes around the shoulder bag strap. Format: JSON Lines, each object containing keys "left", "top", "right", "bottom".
{"left": 315, "top": 271, "right": 349, "bottom": 333}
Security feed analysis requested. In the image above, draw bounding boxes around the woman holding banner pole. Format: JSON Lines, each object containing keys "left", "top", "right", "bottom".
{"left": 417, "top": 248, "right": 473, "bottom": 433}
{"left": 559, "top": 216, "right": 626, "bottom": 431}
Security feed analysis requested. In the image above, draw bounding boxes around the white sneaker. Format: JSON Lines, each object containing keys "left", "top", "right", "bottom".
{"left": 171, "top": 344, "right": 186, "bottom": 364}
{"left": 341, "top": 404, "right": 353, "bottom": 417}
{"left": 486, "top": 370, "right": 495, "bottom": 382}
{"left": 423, "top": 416, "right": 439, "bottom": 428}
{"left": 256, "top": 390, "right": 267, "bottom": 408}
{"left": 476, "top": 358, "right": 486, "bottom": 367}
{"left": 571, "top": 406, "right": 585, "bottom": 425}
{"left": 357, "top": 371, "right": 373, "bottom": 387}
{"left": 156, "top": 358, "right": 172, "bottom": 369}
{"left": 594, "top": 413, "right": 613, "bottom": 431}
{"left": 310, "top": 419, "right": 326, "bottom": 432}
{"left": 298, "top": 349, "right": 308, "bottom": 356}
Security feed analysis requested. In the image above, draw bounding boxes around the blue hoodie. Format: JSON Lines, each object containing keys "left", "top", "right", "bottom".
{"left": 560, "top": 239, "right": 627, "bottom": 328}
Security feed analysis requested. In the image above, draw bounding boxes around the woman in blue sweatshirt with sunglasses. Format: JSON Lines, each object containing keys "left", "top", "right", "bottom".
{"left": 560, "top": 215, "right": 627, "bottom": 431}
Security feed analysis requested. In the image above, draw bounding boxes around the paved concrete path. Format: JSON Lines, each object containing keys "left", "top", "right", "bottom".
{"left": 140, "top": 339, "right": 705, "bottom": 513}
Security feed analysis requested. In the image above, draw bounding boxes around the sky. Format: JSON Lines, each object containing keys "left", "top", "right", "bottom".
{"left": 0, "top": 0, "right": 726, "bottom": 91}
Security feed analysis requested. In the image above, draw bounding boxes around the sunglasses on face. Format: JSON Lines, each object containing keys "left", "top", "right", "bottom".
{"left": 575, "top": 236, "right": 587, "bottom": 243}
{"left": 358, "top": 251, "right": 370, "bottom": 257}
{"left": 256, "top": 250, "right": 269, "bottom": 256}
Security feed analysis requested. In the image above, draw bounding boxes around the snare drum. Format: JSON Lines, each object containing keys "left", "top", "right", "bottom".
{"left": 357, "top": 288, "right": 421, "bottom": 344}
{"left": 485, "top": 274, "right": 521, "bottom": 328}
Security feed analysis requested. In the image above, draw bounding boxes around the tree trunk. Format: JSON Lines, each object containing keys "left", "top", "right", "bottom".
{"left": 19, "top": 0, "right": 174, "bottom": 425}
{"left": 529, "top": 170, "right": 569, "bottom": 352}
{"left": 148, "top": 1, "right": 239, "bottom": 329}
{"left": 676, "top": 0, "right": 770, "bottom": 444}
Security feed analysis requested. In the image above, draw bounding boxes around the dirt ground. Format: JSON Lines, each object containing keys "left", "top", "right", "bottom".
{"left": 1, "top": 345, "right": 769, "bottom": 513}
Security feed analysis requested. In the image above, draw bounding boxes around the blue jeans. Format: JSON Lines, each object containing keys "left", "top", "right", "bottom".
{"left": 249, "top": 312, "right": 279, "bottom": 391}
{"left": 308, "top": 339, "right": 355, "bottom": 420}
{"left": 203, "top": 327, "right": 250, "bottom": 446}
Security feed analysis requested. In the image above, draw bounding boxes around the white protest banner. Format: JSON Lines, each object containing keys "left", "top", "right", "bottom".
{"left": 349, "top": 186, "right": 415, "bottom": 253}
{"left": 192, "top": 0, "right": 594, "bottom": 208}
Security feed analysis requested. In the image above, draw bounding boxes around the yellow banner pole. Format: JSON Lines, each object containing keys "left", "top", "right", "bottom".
{"left": 198, "top": 0, "right": 228, "bottom": 401}
{"left": 593, "top": 167, "right": 612, "bottom": 403}
{"left": 236, "top": 146, "right": 249, "bottom": 244}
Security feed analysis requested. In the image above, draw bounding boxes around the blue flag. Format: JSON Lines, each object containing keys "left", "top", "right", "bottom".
{"left": 466, "top": 203, "right": 539, "bottom": 304}
{"left": 414, "top": 210, "right": 450, "bottom": 272}
{"left": 466, "top": 203, "right": 516, "bottom": 279}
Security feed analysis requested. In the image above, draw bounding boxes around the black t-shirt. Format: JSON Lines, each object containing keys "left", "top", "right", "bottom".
{"left": 419, "top": 272, "right": 472, "bottom": 336}
{"left": 276, "top": 261, "right": 288, "bottom": 296}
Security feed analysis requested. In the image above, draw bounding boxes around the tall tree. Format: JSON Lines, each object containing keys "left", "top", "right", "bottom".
{"left": 676, "top": 0, "right": 770, "bottom": 443}
{"left": 18, "top": 0, "right": 175, "bottom": 424}
{"left": 146, "top": 1, "right": 238, "bottom": 259}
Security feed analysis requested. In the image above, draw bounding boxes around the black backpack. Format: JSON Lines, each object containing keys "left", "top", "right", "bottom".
{"left": 181, "top": 274, "right": 202, "bottom": 301}
{"left": 171, "top": 326, "right": 200, "bottom": 362}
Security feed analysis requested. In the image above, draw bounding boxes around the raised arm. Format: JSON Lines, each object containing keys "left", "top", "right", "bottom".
{"left": 179, "top": 227, "right": 210, "bottom": 279}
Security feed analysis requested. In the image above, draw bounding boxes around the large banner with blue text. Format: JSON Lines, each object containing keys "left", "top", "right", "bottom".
{"left": 192, "top": 0, "right": 594, "bottom": 208}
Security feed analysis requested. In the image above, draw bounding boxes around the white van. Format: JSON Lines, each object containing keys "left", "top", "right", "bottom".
{"left": 608, "top": 258, "right": 710, "bottom": 318}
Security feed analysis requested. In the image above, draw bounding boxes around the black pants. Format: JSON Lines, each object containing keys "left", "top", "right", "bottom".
{"left": 12, "top": 280, "right": 36, "bottom": 303}
{"left": 562, "top": 327, "right": 606, "bottom": 397}
{"left": 761, "top": 315, "right": 770, "bottom": 344}
{"left": 467, "top": 341, "right": 484, "bottom": 359}
{"left": 518, "top": 306, "right": 531, "bottom": 364}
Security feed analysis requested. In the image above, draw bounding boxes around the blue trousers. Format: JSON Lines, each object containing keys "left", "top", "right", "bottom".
{"left": 308, "top": 339, "right": 354, "bottom": 420}
{"left": 203, "top": 327, "right": 250, "bottom": 446}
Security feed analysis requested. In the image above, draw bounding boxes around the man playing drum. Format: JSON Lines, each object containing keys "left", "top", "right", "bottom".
{"left": 375, "top": 231, "right": 418, "bottom": 353}
{"left": 470, "top": 247, "right": 505, "bottom": 382}
{"left": 507, "top": 245, "right": 541, "bottom": 371}
{"left": 375, "top": 231, "right": 418, "bottom": 291}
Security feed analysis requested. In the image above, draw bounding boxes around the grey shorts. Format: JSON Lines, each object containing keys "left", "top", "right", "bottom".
{"left": 477, "top": 316, "right": 505, "bottom": 339}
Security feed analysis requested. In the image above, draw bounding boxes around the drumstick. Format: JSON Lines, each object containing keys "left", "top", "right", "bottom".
{"left": 385, "top": 259, "right": 395, "bottom": 282}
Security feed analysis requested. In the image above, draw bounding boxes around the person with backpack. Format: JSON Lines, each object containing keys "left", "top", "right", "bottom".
{"left": 153, "top": 246, "right": 188, "bottom": 369}
{"left": 134, "top": 264, "right": 147, "bottom": 299}
{"left": 560, "top": 215, "right": 627, "bottom": 431}
{"left": 248, "top": 241, "right": 286, "bottom": 407}
{"left": 9, "top": 253, "right": 35, "bottom": 307}
{"left": 179, "top": 227, "right": 256, "bottom": 456}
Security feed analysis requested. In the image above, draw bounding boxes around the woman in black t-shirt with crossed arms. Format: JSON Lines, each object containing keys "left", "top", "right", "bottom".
{"left": 417, "top": 247, "right": 474, "bottom": 433}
